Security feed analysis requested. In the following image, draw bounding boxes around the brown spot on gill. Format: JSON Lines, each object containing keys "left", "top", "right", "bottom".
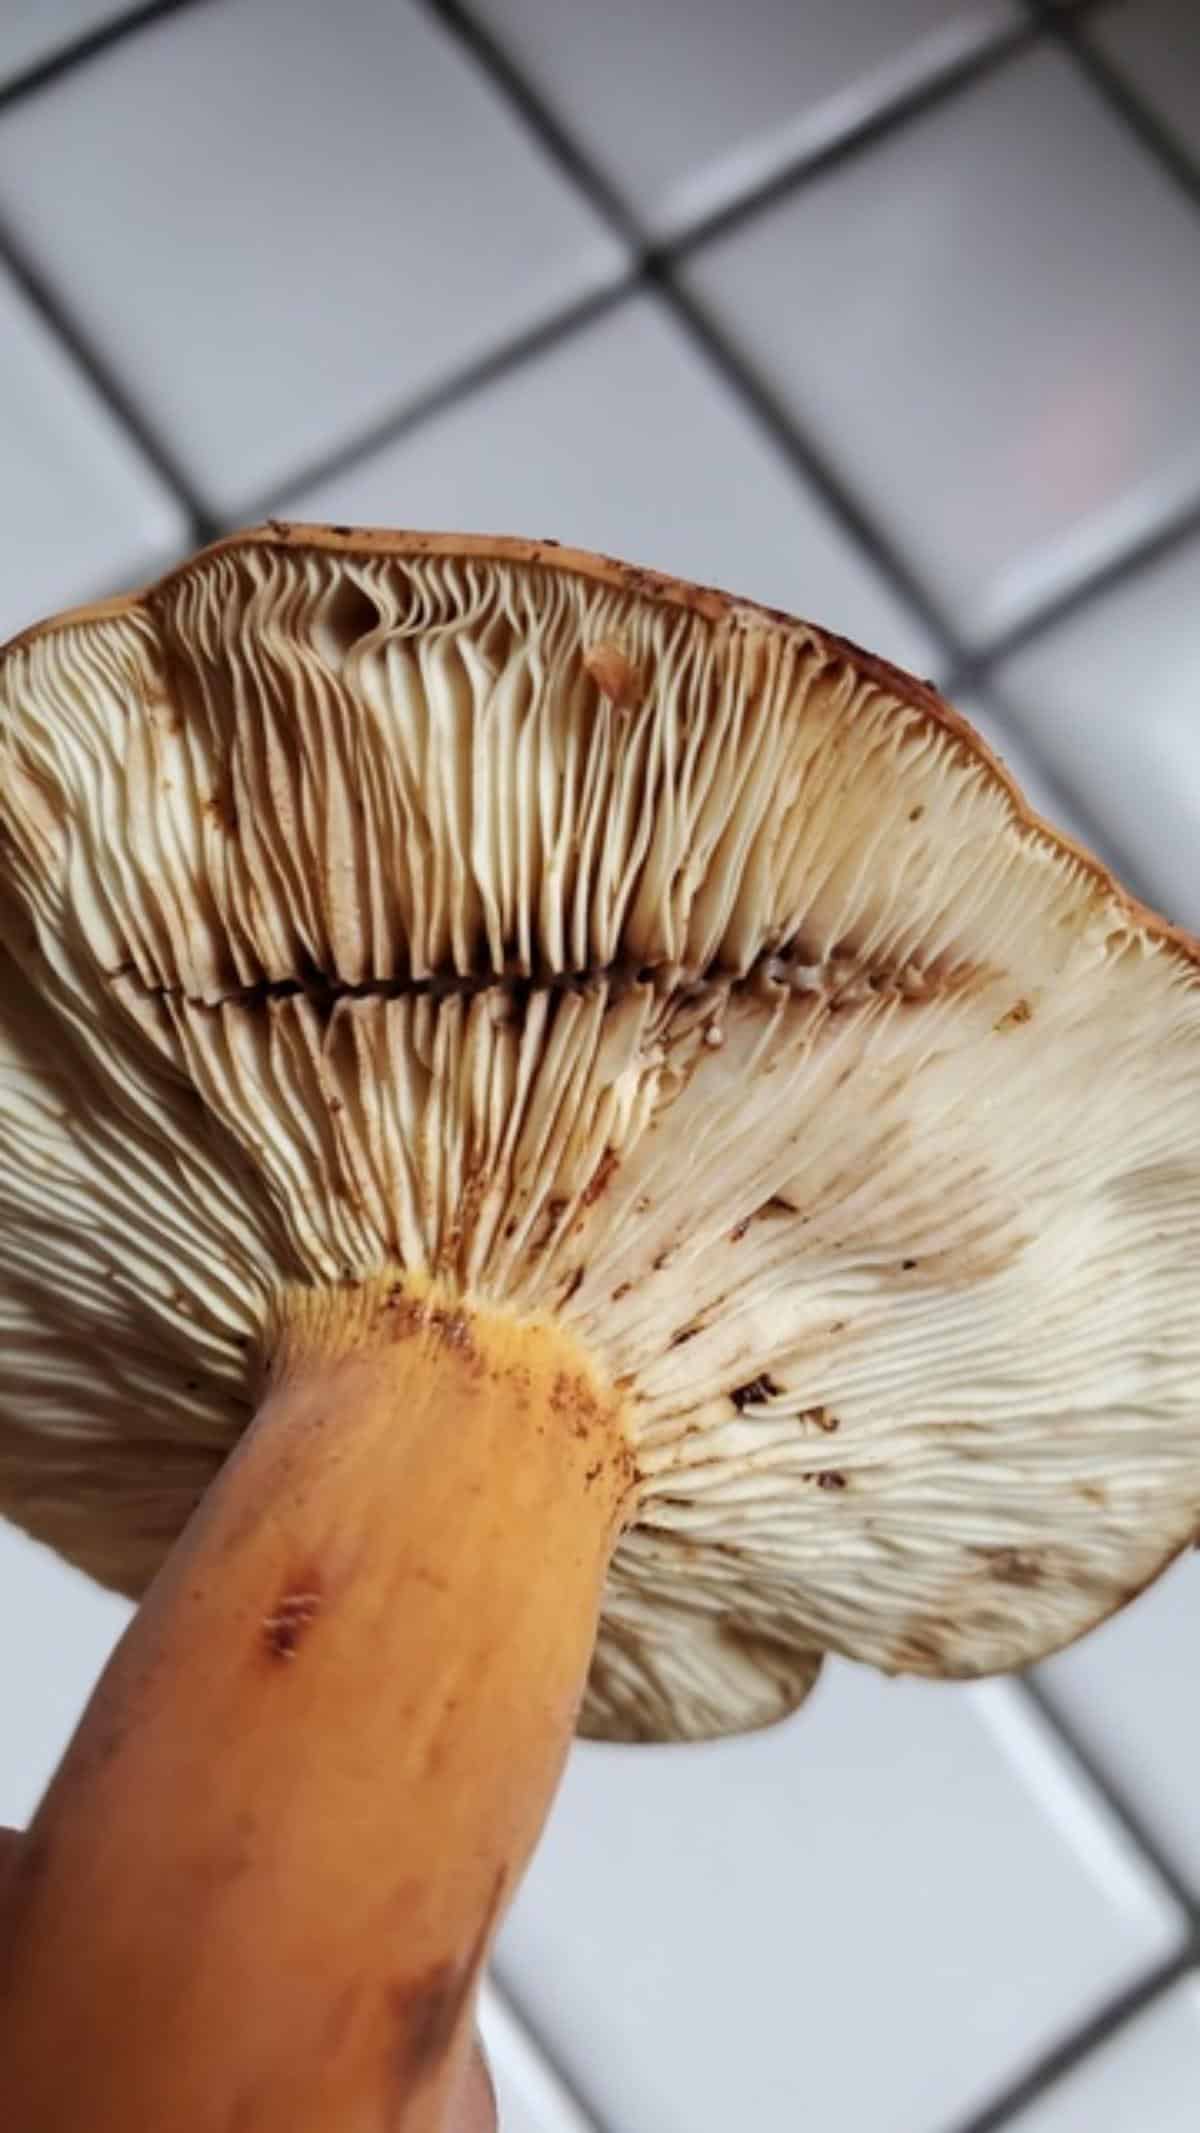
{"left": 973, "top": 1545, "right": 1044, "bottom": 1587}
{"left": 528, "top": 1197, "right": 569, "bottom": 1258}
{"left": 205, "top": 771, "right": 239, "bottom": 836}
{"left": 613, "top": 1442, "right": 640, "bottom": 1495}
{"left": 669, "top": 1314, "right": 710, "bottom": 1349}
{"left": 557, "top": 1266, "right": 585, "bottom": 1307}
{"left": 262, "top": 1575, "right": 323, "bottom": 1661}
{"left": 995, "top": 997, "right": 1033, "bottom": 1031}
{"left": 816, "top": 1470, "right": 847, "bottom": 1491}
{"left": 893, "top": 956, "right": 989, "bottom": 1008}
{"left": 729, "top": 1373, "right": 782, "bottom": 1413}
{"left": 583, "top": 639, "right": 641, "bottom": 711}
{"left": 440, "top": 1165, "right": 489, "bottom": 1267}
{"left": 1077, "top": 1482, "right": 1107, "bottom": 1508}
{"left": 580, "top": 1147, "right": 619, "bottom": 1207}
{"left": 803, "top": 1406, "right": 839, "bottom": 1432}
{"left": 887, "top": 1626, "right": 950, "bottom": 1675}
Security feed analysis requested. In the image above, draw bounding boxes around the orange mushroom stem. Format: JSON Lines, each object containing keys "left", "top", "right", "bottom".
{"left": 0, "top": 1278, "right": 634, "bottom": 2132}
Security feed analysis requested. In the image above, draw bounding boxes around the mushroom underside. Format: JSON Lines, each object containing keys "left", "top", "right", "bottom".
{"left": 2, "top": 533, "right": 1199, "bottom": 1741}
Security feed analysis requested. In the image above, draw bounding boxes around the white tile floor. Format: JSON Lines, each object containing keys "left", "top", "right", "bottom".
{"left": 479, "top": 1984, "right": 599, "bottom": 2133}
{"left": 0, "top": 0, "right": 134, "bottom": 90}
{"left": 497, "top": 1673, "right": 1184, "bottom": 2133}
{"left": 1008, "top": 1979, "right": 1200, "bottom": 2133}
{"left": 1039, "top": 1554, "right": 1200, "bottom": 1900}
{"left": 0, "top": 0, "right": 627, "bottom": 515}
{"left": 0, "top": 257, "right": 186, "bottom": 639}
{"left": 1090, "top": 0, "right": 1200, "bottom": 165}
{"left": 998, "top": 532, "right": 1200, "bottom": 927}
{"left": 681, "top": 41, "right": 1200, "bottom": 646}
{"left": 1, "top": 4, "right": 1198, "bottom": 2128}
{"left": 467, "top": 0, "right": 1023, "bottom": 239}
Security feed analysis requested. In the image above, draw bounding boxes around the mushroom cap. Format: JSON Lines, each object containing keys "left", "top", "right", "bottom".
{"left": 2, "top": 526, "right": 1198, "bottom": 1744}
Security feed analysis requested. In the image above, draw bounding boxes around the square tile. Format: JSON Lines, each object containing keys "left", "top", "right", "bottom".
{"left": 997, "top": 532, "right": 1200, "bottom": 927}
{"left": 1039, "top": 1552, "right": 1200, "bottom": 1898}
{"left": 1091, "top": 0, "right": 1200, "bottom": 165}
{"left": 496, "top": 1668, "right": 1183, "bottom": 2133}
{"left": 0, "top": 0, "right": 626, "bottom": 518}
{"left": 682, "top": 47, "right": 1200, "bottom": 645}
{"left": 0, "top": 1517, "right": 130, "bottom": 1827}
{"left": 469, "top": 0, "right": 1020, "bottom": 240}
{"left": 0, "top": 261, "right": 187, "bottom": 642}
{"left": 293, "top": 292, "right": 939, "bottom": 676}
{"left": 0, "top": 1, "right": 138, "bottom": 89}
{"left": 1008, "top": 1975, "right": 1200, "bottom": 2132}
{"left": 479, "top": 1982, "right": 598, "bottom": 2133}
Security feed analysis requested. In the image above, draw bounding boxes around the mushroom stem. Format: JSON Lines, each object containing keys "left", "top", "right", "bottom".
{"left": 0, "top": 1277, "right": 634, "bottom": 2132}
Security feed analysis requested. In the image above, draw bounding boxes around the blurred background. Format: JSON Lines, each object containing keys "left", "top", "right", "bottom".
{"left": 1, "top": 1, "right": 1198, "bottom": 2127}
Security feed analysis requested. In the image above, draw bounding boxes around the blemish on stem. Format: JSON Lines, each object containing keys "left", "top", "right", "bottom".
{"left": 262, "top": 1577, "right": 323, "bottom": 1661}
{"left": 388, "top": 1868, "right": 506, "bottom": 2093}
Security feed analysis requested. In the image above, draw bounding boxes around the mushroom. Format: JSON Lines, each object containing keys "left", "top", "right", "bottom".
{"left": 1, "top": 526, "right": 1198, "bottom": 2128}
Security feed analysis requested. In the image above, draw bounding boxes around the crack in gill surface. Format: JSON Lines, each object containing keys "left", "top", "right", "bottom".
{"left": 112, "top": 942, "right": 953, "bottom": 1014}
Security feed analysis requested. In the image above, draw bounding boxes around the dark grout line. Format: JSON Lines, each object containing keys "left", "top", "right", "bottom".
{"left": 423, "top": 0, "right": 974, "bottom": 668}
{"left": 1025, "top": 0, "right": 1200, "bottom": 214}
{"left": 250, "top": 277, "right": 638, "bottom": 522}
{"left": 1020, "top": 1674, "right": 1200, "bottom": 1927}
{"left": 667, "top": 21, "right": 1036, "bottom": 263}
{"left": 948, "top": 1947, "right": 1197, "bottom": 2133}
{"left": 433, "top": 0, "right": 1035, "bottom": 271}
{"left": 652, "top": 273, "right": 970, "bottom": 658}
{"left": 426, "top": 0, "right": 1200, "bottom": 710}
{"left": 965, "top": 492, "right": 1200, "bottom": 676}
{"left": 0, "top": 0, "right": 221, "bottom": 554}
{"left": 37, "top": 0, "right": 1196, "bottom": 882}
{"left": 0, "top": 0, "right": 214, "bottom": 115}
{"left": 0, "top": 216, "right": 215, "bottom": 547}
{"left": 424, "top": 0, "right": 641, "bottom": 243}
